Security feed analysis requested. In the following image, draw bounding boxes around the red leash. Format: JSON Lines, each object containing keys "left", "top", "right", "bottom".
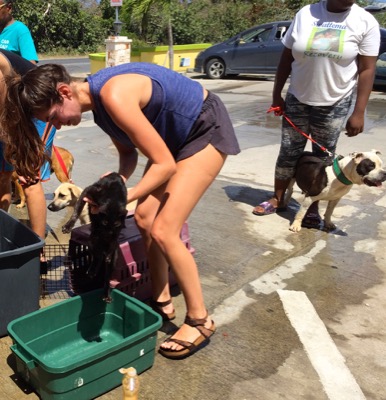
{"left": 53, "top": 145, "right": 73, "bottom": 183}
{"left": 267, "top": 106, "right": 333, "bottom": 157}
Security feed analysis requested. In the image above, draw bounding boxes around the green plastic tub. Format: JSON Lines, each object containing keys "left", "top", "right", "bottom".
{"left": 0, "top": 209, "right": 44, "bottom": 337}
{"left": 8, "top": 288, "right": 162, "bottom": 400}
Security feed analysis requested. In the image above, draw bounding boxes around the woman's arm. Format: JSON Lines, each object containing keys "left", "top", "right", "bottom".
{"left": 0, "top": 54, "right": 12, "bottom": 104}
{"left": 345, "top": 55, "right": 377, "bottom": 137}
{"left": 111, "top": 137, "right": 138, "bottom": 181}
{"left": 101, "top": 74, "right": 177, "bottom": 202}
{"left": 272, "top": 46, "right": 293, "bottom": 111}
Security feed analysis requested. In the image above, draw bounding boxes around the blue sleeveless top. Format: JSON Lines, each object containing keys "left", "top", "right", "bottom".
{"left": 87, "top": 62, "right": 204, "bottom": 157}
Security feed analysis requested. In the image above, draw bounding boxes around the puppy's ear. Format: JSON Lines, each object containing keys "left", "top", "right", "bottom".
{"left": 351, "top": 152, "right": 364, "bottom": 163}
{"left": 371, "top": 149, "right": 382, "bottom": 155}
{"left": 69, "top": 185, "right": 80, "bottom": 200}
{"left": 69, "top": 186, "right": 77, "bottom": 200}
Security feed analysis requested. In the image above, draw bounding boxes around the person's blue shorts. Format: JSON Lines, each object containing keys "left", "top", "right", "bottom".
{"left": 0, "top": 119, "right": 56, "bottom": 181}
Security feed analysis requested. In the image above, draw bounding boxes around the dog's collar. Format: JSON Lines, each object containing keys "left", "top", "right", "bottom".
{"left": 333, "top": 156, "right": 353, "bottom": 186}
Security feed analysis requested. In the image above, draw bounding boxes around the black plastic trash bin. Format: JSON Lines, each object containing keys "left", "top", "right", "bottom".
{"left": 0, "top": 210, "right": 44, "bottom": 336}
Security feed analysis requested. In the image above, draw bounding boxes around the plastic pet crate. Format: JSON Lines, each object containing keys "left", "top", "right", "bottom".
{"left": 0, "top": 210, "right": 44, "bottom": 337}
{"left": 40, "top": 244, "right": 73, "bottom": 299}
{"left": 68, "top": 216, "right": 194, "bottom": 300}
{"left": 8, "top": 288, "right": 162, "bottom": 400}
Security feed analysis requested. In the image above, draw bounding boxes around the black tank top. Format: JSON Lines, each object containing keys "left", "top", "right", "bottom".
{"left": 0, "top": 49, "right": 35, "bottom": 76}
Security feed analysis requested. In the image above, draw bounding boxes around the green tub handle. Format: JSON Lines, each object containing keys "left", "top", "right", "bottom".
{"left": 11, "top": 344, "right": 36, "bottom": 370}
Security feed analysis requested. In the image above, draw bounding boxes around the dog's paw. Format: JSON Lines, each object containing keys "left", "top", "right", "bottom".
{"left": 16, "top": 202, "right": 26, "bottom": 209}
{"left": 61, "top": 224, "right": 72, "bottom": 234}
{"left": 323, "top": 221, "right": 336, "bottom": 231}
{"left": 103, "top": 296, "right": 113, "bottom": 303}
{"left": 289, "top": 221, "right": 302, "bottom": 232}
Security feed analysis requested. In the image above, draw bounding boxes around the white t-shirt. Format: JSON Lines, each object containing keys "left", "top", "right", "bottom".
{"left": 283, "top": 0, "right": 380, "bottom": 106}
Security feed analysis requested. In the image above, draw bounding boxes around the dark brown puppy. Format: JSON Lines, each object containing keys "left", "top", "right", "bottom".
{"left": 62, "top": 172, "right": 127, "bottom": 302}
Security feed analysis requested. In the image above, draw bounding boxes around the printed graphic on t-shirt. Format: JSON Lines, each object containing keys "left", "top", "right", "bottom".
{"left": 305, "top": 27, "right": 345, "bottom": 59}
{"left": 0, "top": 39, "right": 9, "bottom": 50}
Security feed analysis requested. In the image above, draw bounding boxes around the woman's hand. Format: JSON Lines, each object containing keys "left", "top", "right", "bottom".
{"left": 17, "top": 175, "right": 40, "bottom": 186}
{"left": 83, "top": 196, "right": 99, "bottom": 214}
{"left": 345, "top": 112, "right": 364, "bottom": 137}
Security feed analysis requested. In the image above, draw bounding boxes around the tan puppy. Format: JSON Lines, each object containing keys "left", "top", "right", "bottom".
{"left": 48, "top": 182, "right": 137, "bottom": 226}
{"left": 48, "top": 182, "right": 90, "bottom": 225}
{"left": 12, "top": 146, "right": 74, "bottom": 208}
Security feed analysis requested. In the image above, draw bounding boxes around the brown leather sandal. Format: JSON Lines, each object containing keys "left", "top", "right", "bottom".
{"left": 150, "top": 298, "right": 176, "bottom": 321}
{"left": 158, "top": 312, "right": 216, "bottom": 359}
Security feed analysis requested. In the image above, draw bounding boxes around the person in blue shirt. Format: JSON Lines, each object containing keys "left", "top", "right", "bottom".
{"left": 0, "top": 0, "right": 38, "bottom": 63}
{"left": 0, "top": 51, "right": 55, "bottom": 245}
{"left": 1, "top": 62, "right": 240, "bottom": 360}
{"left": 0, "top": 1, "right": 51, "bottom": 249}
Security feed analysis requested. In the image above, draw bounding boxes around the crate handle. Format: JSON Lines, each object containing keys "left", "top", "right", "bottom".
{"left": 120, "top": 242, "right": 142, "bottom": 281}
{"left": 11, "top": 344, "right": 36, "bottom": 370}
{"left": 120, "top": 242, "right": 135, "bottom": 264}
{"left": 132, "top": 272, "right": 141, "bottom": 281}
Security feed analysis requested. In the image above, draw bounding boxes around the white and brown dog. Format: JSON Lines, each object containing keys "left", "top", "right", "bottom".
{"left": 285, "top": 150, "right": 386, "bottom": 232}
{"left": 48, "top": 182, "right": 137, "bottom": 226}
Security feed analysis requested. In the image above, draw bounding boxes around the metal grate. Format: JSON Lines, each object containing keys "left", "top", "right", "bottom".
{"left": 40, "top": 244, "right": 73, "bottom": 299}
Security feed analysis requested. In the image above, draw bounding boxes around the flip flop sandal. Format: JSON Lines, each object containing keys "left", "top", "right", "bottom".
{"left": 301, "top": 213, "right": 322, "bottom": 229}
{"left": 252, "top": 201, "right": 286, "bottom": 216}
{"left": 150, "top": 298, "right": 176, "bottom": 321}
{"left": 158, "top": 313, "right": 216, "bottom": 360}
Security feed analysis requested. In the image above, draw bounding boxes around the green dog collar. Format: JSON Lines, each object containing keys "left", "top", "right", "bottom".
{"left": 333, "top": 157, "right": 353, "bottom": 186}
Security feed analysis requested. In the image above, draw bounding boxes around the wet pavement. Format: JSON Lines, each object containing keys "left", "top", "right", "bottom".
{"left": 2, "top": 74, "right": 386, "bottom": 399}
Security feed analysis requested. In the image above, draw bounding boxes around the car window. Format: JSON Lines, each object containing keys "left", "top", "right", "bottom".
{"left": 239, "top": 27, "right": 273, "bottom": 44}
{"left": 379, "top": 52, "right": 386, "bottom": 62}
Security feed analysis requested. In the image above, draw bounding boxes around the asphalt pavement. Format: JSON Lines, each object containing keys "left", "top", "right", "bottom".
{"left": 2, "top": 72, "right": 386, "bottom": 400}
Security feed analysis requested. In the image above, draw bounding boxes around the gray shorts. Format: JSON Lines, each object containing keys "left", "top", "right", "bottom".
{"left": 176, "top": 91, "right": 240, "bottom": 161}
{"left": 275, "top": 92, "right": 353, "bottom": 180}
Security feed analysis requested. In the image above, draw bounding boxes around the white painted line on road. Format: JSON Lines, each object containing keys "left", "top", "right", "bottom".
{"left": 249, "top": 240, "right": 326, "bottom": 294}
{"left": 278, "top": 290, "right": 366, "bottom": 400}
{"left": 213, "top": 240, "right": 326, "bottom": 326}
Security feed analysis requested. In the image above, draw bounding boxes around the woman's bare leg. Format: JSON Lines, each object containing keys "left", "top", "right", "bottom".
{"left": 135, "top": 182, "right": 173, "bottom": 313}
{"left": 147, "top": 144, "right": 226, "bottom": 350}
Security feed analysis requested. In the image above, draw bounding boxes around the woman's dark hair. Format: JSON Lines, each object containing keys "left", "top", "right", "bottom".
{"left": 1, "top": 63, "right": 72, "bottom": 180}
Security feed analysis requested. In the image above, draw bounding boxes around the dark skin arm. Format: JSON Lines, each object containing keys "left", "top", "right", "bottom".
{"left": 345, "top": 55, "right": 377, "bottom": 137}
{"left": 271, "top": 47, "right": 293, "bottom": 114}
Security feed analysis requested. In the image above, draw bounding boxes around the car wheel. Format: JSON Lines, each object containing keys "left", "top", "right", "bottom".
{"left": 205, "top": 58, "right": 226, "bottom": 79}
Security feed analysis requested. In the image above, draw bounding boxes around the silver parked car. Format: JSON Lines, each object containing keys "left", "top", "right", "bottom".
{"left": 194, "top": 21, "right": 291, "bottom": 79}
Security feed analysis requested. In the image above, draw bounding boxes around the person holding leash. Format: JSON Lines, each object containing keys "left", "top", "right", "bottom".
{"left": 1, "top": 62, "right": 240, "bottom": 359}
{"left": 253, "top": 0, "right": 380, "bottom": 228}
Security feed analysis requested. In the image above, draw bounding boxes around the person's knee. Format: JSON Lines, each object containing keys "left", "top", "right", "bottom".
{"left": 150, "top": 219, "right": 182, "bottom": 252}
{"left": 134, "top": 210, "right": 153, "bottom": 237}
{"left": 150, "top": 222, "right": 168, "bottom": 250}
